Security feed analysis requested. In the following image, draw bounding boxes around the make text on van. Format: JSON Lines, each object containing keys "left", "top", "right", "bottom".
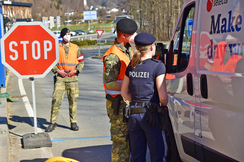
{"left": 210, "top": 10, "right": 242, "bottom": 34}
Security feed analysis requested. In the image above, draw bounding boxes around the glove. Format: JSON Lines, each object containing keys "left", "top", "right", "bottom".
{"left": 158, "top": 106, "right": 168, "bottom": 130}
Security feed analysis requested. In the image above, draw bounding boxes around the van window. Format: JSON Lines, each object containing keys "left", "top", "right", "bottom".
{"left": 171, "top": 3, "right": 195, "bottom": 73}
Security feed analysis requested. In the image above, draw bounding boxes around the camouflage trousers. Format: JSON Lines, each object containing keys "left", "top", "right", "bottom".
{"left": 50, "top": 79, "right": 79, "bottom": 123}
{"left": 106, "top": 99, "right": 130, "bottom": 162}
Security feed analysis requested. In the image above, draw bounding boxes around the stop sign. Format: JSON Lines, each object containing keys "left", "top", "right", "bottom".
{"left": 1, "top": 22, "right": 59, "bottom": 79}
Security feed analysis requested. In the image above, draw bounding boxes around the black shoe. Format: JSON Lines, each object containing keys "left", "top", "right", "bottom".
{"left": 45, "top": 123, "right": 57, "bottom": 132}
{"left": 71, "top": 123, "right": 79, "bottom": 131}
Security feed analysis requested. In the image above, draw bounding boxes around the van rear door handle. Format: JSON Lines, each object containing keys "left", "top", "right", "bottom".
{"left": 187, "top": 73, "right": 193, "bottom": 96}
{"left": 200, "top": 74, "right": 208, "bottom": 99}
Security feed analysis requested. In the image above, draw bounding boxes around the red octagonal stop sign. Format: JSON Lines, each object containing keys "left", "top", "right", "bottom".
{"left": 1, "top": 22, "right": 59, "bottom": 78}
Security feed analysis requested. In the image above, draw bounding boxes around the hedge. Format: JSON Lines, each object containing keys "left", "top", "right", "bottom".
{"left": 71, "top": 40, "right": 97, "bottom": 46}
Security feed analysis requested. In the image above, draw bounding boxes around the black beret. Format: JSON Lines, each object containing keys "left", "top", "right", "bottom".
{"left": 60, "top": 28, "right": 70, "bottom": 37}
{"left": 134, "top": 32, "right": 156, "bottom": 46}
{"left": 116, "top": 18, "right": 138, "bottom": 34}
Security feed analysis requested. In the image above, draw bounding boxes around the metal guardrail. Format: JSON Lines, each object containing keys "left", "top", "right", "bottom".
{"left": 71, "top": 34, "right": 96, "bottom": 41}
{"left": 71, "top": 32, "right": 116, "bottom": 44}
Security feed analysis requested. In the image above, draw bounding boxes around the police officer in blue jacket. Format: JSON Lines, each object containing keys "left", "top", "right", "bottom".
{"left": 121, "top": 32, "right": 168, "bottom": 162}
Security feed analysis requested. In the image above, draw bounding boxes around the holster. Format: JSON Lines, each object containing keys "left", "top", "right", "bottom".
{"left": 123, "top": 105, "right": 130, "bottom": 123}
{"left": 158, "top": 106, "right": 169, "bottom": 130}
{"left": 145, "top": 103, "right": 160, "bottom": 127}
{"left": 53, "top": 75, "right": 57, "bottom": 85}
{"left": 106, "top": 94, "right": 122, "bottom": 115}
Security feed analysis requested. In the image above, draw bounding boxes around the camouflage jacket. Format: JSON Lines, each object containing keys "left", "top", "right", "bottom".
{"left": 103, "top": 39, "right": 134, "bottom": 89}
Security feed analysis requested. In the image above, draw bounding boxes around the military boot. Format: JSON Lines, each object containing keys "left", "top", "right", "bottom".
{"left": 45, "top": 123, "right": 57, "bottom": 132}
{"left": 71, "top": 123, "right": 79, "bottom": 131}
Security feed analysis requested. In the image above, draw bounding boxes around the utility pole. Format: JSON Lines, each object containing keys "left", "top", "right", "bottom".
{"left": 139, "top": 0, "right": 142, "bottom": 31}
{"left": 67, "top": 13, "right": 70, "bottom": 30}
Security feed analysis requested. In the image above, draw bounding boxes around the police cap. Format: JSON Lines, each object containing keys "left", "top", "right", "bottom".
{"left": 60, "top": 28, "right": 70, "bottom": 37}
{"left": 116, "top": 18, "right": 137, "bottom": 34}
{"left": 134, "top": 32, "right": 156, "bottom": 46}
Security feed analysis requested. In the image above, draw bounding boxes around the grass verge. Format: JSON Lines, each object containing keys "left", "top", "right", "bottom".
{"left": 52, "top": 22, "right": 115, "bottom": 33}
{"left": 79, "top": 41, "right": 113, "bottom": 48}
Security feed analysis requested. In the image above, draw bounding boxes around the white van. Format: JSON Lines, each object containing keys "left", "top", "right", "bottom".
{"left": 159, "top": 0, "right": 244, "bottom": 161}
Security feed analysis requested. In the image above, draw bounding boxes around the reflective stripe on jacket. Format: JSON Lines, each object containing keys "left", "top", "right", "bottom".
{"left": 57, "top": 43, "right": 78, "bottom": 71}
{"left": 102, "top": 44, "right": 132, "bottom": 97}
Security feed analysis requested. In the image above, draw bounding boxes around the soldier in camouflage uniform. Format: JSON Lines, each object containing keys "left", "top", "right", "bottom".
{"left": 46, "top": 28, "right": 85, "bottom": 132}
{"left": 103, "top": 18, "right": 138, "bottom": 162}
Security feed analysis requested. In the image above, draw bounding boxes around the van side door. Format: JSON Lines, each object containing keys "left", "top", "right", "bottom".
{"left": 166, "top": 2, "right": 200, "bottom": 161}
{"left": 197, "top": 0, "right": 244, "bottom": 161}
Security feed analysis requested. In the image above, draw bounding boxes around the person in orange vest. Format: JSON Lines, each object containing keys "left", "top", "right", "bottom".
{"left": 46, "top": 28, "right": 85, "bottom": 132}
{"left": 102, "top": 18, "right": 137, "bottom": 162}
{"left": 211, "top": 35, "right": 242, "bottom": 74}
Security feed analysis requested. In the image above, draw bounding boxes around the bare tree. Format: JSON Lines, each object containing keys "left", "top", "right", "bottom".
{"left": 123, "top": 0, "right": 183, "bottom": 41}
{"left": 97, "top": 8, "right": 108, "bottom": 19}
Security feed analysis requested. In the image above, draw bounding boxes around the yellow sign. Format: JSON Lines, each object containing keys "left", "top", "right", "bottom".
{"left": 45, "top": 156, "right": 79, "bottom": 162}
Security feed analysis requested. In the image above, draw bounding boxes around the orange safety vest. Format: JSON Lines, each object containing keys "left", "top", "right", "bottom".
{"left": 212, "top": 41, "right": 242, "bottom": 73}
{"left": 212, "top": 41, "right": 227, "bottom": 72}
{"left": 57, "top": 43, "right": 78, "bottom": 71}
{"left": 223, "top": 54, "right": 242, "bottom": 73}
{"left": 102, "top": 44, "right": 133, "bottom": 97}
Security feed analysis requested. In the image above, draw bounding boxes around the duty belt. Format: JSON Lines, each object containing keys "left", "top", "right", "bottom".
{"left": 131, "top": 108, "right": 147, "bottom": 114}
{"left": 130, "top": 102, "right": 147, "bottom": 114}
{"left": 130, "top": 102, "right": 164, "bottom": 114}
{"left": 130, "top": 102, "right": 161, "bottom": 114}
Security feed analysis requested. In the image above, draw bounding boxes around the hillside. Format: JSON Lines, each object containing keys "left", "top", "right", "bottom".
{"left": 13, "top": 0, "right": 120, "bottom": 21}
{"left": 87, "top": 0, "right": 119, "bottom": 8}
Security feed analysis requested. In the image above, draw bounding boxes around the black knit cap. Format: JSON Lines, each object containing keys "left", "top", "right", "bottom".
{"left": 60, "top": 28, "right": 70, "bottom": 37}
{"left": 134, "top": 32, "right": 156, "bottom": 46}
{"left": 116, "top": 18, "right": 137, "bottom": 34}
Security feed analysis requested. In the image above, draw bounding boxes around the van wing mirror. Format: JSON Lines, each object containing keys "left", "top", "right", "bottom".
{"left": 155, "top": 43, "right": 168, "bottom": 64}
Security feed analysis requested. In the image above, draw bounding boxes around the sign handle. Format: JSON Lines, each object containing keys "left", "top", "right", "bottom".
{"left": 29, "top": 77, "right": 37, "bottom": 134}
{"left": 88, "top": 20, "right": 90, "bottom": 30}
